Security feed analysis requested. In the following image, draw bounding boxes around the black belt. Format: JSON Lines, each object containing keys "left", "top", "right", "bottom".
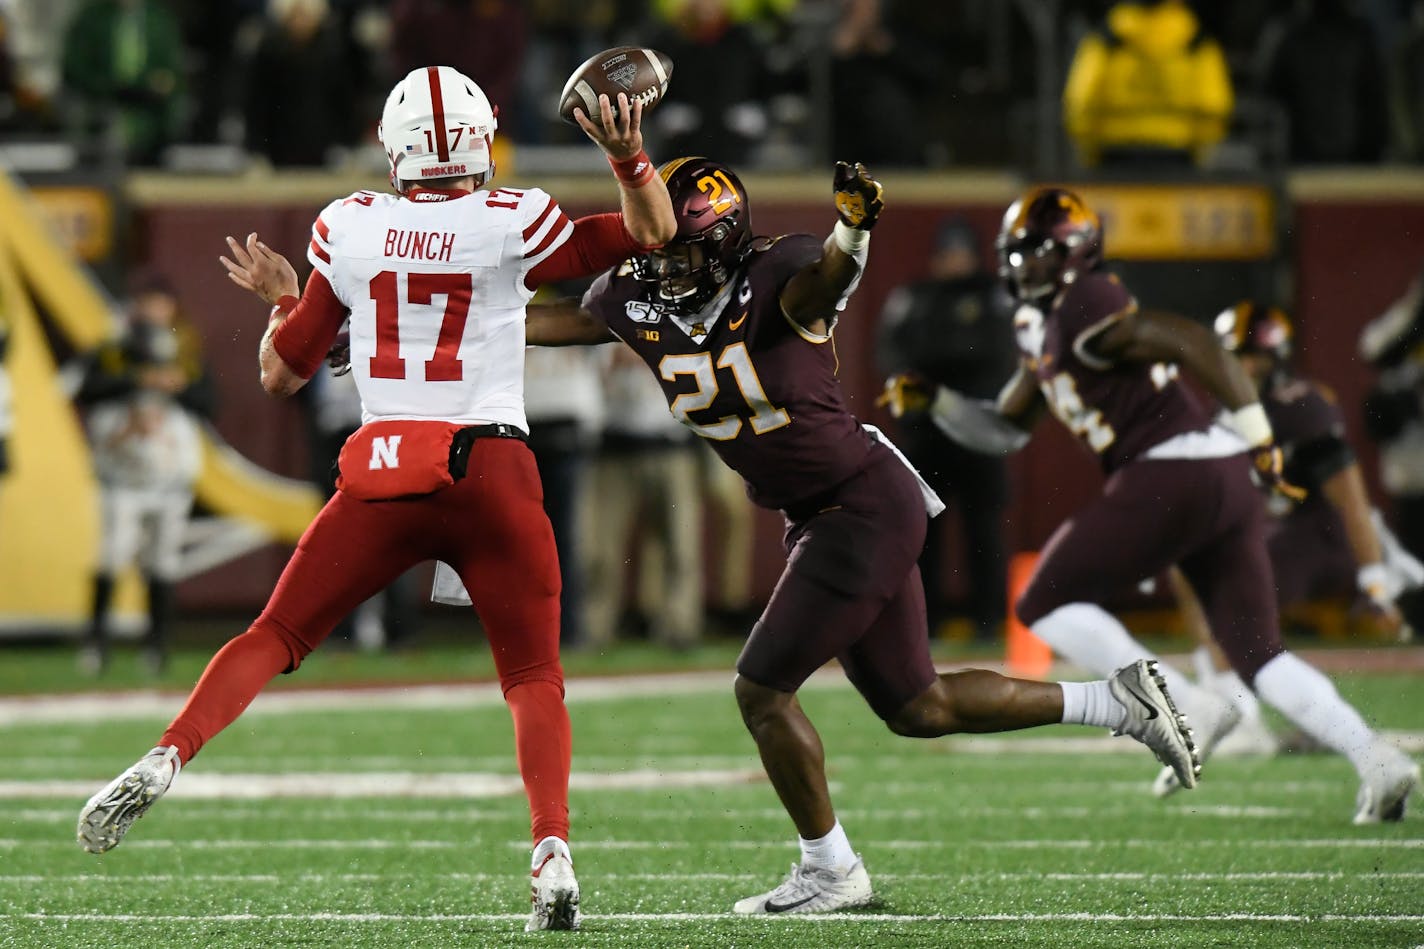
{"left": 450, "top": 423, "right": 527, "bottom": 479}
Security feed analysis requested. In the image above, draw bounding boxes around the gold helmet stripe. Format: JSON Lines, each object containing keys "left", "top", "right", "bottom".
{"left": 658, "top": 156, "right": 704, "bottom": 183}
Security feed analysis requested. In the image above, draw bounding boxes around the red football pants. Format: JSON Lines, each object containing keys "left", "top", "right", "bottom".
{"left": 160, "top": 437, "right": 571, "bottom": 843}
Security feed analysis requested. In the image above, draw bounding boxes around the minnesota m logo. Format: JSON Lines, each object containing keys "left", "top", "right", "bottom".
{"left": 369, "top": 435, "right": 403, "bottom": 470}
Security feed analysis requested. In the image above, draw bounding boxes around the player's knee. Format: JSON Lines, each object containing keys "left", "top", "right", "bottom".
{"left": 1014, "top": 588, "right": 1051, "bottom": 629}
{"left": 733, "top": 674, "right": 789, "bottom": 730}
{"left": 886, "top": 681, "right": 959, "bottom": 738}
{"left": 246, "top": 615, "right": 312, "bottom": 673}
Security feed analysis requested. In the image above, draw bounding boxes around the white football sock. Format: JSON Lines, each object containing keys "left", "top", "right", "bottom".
{"left": 531, "top": 835, "right": 570, "bottom": 870}
{"left": 1031, "top": 602, "right": 1203, "bottom": 706}
{"left": 1059, "top": 680, "right": 1126, "bottom": 730}
{"left": 1191, "top": 645, "right": 1217, "bottom": 684}
{"left": 799, "top": 819, "right": 856, "bottom": 872}
{"left": 1251, "top": 652, "right": 1378, "bottom": 769}
{"left": 1208, "top": 667, "right": 1266, "bottom": 721}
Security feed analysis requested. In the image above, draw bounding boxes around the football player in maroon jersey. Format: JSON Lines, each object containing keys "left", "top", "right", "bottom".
{"left": 1169, "top": 301, "right": 1421, "bottom": 757}
{"left": 883, "top": 187, "right": 1419, "bottom": 823}
{"left": 484, "top": 158, "right": 1202, "bottom": 914}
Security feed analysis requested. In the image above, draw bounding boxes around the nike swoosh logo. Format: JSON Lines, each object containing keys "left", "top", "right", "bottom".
{"left": 763, "top": 894, "right": 816, "bottom": 913}
{"left": 1120, "top": 682, "right": 1159, "bottom": 720}
{"left": 729, "top": 312, "right": 748, "bottom": 331}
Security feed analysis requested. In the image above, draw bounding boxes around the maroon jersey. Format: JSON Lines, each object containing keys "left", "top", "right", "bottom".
{"left": 583, "top": 233, "right": 876, "bottom": 509}
{"left": 1017, "top": 270, "right": 1211, "bottom": 472}
{"left": 1262, "top": 375, "right": 1355, "bottom": 528}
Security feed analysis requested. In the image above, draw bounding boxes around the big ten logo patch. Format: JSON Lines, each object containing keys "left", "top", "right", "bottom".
{"left": 369, "top": 435, "right": 403, "bottom": 470}
{"left": 637, "top": 329, "right": 660, "bottom": 342}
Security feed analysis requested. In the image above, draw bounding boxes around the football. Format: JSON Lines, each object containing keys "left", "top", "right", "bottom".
{"left": 558, "top": 46, "right": 674, "bottom": 126}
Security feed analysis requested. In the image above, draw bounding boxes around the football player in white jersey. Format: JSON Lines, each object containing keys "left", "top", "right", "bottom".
{"left": 76, "top": 65, "right": 676, "bottom": 933}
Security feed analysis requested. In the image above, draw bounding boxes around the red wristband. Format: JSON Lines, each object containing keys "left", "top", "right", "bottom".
{"left": 269, "top": 294, "right": 300, "bottom": 322}
{"left": 608, "top": 150, "right": 655, "bottom": 187}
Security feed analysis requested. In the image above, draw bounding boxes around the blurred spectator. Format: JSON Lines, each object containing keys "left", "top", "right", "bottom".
{"left": 244, "top": 0, "right": 363, "bottom": 167}
{"left": 876, "top": 217, "right": 1018, "bottom": 641}
{"left": 829, "top": 0, "right": 931, "bottom": 166}
{"left": 524, "top": 344, "right": 604, "bottom": 647}
{"left": 74, "top": 273, "right": 211, "bottom": 675}
{"left": 305, "top": 354, "right": 423, "bottom": 650}
{"left": 389, "top": 0, "right": 528, "bottom": 116}
{"left": 584, "top": 345, "right": 703, "bottom": 649}
{"left": 647, "top": 0, "right": 768, "bottom": 164}
{"left": 60, "top": 0, "right": 186, "bottom": 165}
{"left": 171, "top": 0, "right": 259, "bottom": 145}
{"left": 1063, "top": 0, "right": 1234, "bottom": 169}
{"left": 1262, "top": 0, "right": 1388, "bottom": 163}
{"left": 1, "top": 0, "right": 80, "bottom": 128}
{"left": 1360, "top": 267, "right": 1424, "bottom": 630}
{"left": 0, "top": 6, "right": 16, "bottom": 126}
{"left": 1397, "top": 0, "right": 1424, "bottom": 160}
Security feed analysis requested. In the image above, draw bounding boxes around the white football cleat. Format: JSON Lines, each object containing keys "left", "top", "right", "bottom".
{"left": 526, "top": 838, "right": 580, "bottom": 931}
{"left": 733, "top": 858, "right": 873, "bottom": 915}
{"left": 1109, "top": 660, "right": 1200, "bottom": 791}
{"left": 1353, "top": 743, "right": 1420, "bottom": 825}
{"left": 77, "top": 745, "right": 180, "bottom": 854}
{"left": 1151, "top": 691, "right": 1241, "bottom": 798}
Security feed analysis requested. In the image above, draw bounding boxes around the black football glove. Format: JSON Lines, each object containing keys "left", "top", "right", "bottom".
{"left": 1248, "top": 443, "right": 1307, "bottom": 503}
{"left": 326, "top": 331, "right": 352, "bottom": 377}
{"left": 833, "top": 161, "right": 885, "bottom": 231}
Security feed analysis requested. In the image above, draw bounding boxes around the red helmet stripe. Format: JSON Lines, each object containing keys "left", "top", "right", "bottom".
{"left": 426, "top": 66, "right": 451, "bottom": 163}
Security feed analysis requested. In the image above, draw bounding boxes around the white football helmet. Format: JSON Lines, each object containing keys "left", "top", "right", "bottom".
{"left": 379, "top": 66, "right": 498, "bottom": 192}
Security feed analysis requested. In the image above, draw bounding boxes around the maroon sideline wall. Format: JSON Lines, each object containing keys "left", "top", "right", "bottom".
{"left": 136, "top": 188, "right": 1424, "bottom": 612}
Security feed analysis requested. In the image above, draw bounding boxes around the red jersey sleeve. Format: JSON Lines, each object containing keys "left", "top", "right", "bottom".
{"left": 271, "top": 270, "right": 348, "bottom": 379}
{"left": 524, "top": 212, "right": 647, "bottom": 292}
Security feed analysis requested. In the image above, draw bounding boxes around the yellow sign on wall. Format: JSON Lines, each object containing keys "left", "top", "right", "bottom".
{"left": 29, "top": 185, "right": 115, "bottom": 262}
{"left": 1075, "top": 184, "right": 1275, "bottom": 261}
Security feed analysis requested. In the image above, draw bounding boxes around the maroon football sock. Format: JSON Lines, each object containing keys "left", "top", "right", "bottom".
{"left": 158, "top": 627, "right": 296, "bottom": 764}
{"left": 505, "top": 680, "right": 571, "bottom": 844}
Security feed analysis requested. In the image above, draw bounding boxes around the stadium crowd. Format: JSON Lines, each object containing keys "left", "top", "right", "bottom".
{"left": 2, "top": 1, "right": 1424, "bottom": 170}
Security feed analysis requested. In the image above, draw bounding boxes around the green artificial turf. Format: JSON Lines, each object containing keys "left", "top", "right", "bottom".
{"left": 0, "top": 659, "right": 1420, "bottom": 948}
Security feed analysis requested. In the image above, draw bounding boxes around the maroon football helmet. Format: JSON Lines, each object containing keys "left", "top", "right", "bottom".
{"left": 996, "top": 187, "right": 1103, "bottom": 301}
{"left": 1214, "top": 300, "right": 1293, "bottom": 362}
{"left": 632, "top": 156, "right": 753, "bottom": 313}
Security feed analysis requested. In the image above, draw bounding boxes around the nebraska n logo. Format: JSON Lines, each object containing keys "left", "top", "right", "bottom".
{"left": 369, "top": 435, "right": 402, "bottom": 470}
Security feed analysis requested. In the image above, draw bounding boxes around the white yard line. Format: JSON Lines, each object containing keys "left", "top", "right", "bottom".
{"left": 4, "top": 803, "right": 1312, "bottom": 821}
{"left": 2, "top": 871, "right": 1421, "bottom": 885}
{"left": 7, "top": 911, "right": 1422, "bottom": 924}
{"left": 4, "top": 837, "right": 1420, "bottom": 850}
{"left": 0, "top": 767, "right": 762, "bottom": 801}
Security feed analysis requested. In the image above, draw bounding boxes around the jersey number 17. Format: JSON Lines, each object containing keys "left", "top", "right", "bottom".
{"left": 368, "top": 270, "right": 471, "bottom": 382}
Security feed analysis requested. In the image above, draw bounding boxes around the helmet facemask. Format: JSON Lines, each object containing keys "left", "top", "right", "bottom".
{"left": 632, "top": 211, "right": 747, "bottom": 313}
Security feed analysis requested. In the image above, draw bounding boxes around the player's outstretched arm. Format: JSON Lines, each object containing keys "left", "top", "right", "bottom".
{"left": 781, "top": 162, "right": 884, "bottom": 334}
{"left": 526, "top": 301, "right": 618, "bottom": 347}
{"left": 219, "top": 232, "right": 342, "bottom": 398}
{"left": 877, "top": 365, "right": 1041, "bottom": 454}
{"left": 1320, "top": 460, "right": 1405, "bottom": 626}
{"left": 1084, "top": 308, "right": 1304, "bottom": 499}
{"left": 574, "top": 92, "right": 675, "bottom": 247}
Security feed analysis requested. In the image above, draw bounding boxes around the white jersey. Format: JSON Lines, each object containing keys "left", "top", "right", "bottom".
{"left": 308, "top": 186, "right": 574, "bottom": 431}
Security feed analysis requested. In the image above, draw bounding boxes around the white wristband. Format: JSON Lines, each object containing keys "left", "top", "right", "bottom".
{"left": 1230, "top": 402, "right": 1273, "bottom": 447}
{"left": 832, "top": 220, "right": 869, "bottom": 255}
{"left": 1357, "top": 562, "right": 1395, "bottom": 602}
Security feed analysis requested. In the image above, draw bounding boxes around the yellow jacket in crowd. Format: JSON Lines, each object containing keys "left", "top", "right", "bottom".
{"left": 1063, "top": 0, "right": 1234, "bottom": 166}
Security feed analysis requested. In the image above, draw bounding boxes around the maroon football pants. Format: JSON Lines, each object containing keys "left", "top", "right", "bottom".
{"left": 1016, "top": 453, "right": 1284, "bottom": 681}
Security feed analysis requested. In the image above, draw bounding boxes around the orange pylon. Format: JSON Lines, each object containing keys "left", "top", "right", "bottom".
{"left": 1005, "top": 551, "right": 1053, "bottom": 678}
